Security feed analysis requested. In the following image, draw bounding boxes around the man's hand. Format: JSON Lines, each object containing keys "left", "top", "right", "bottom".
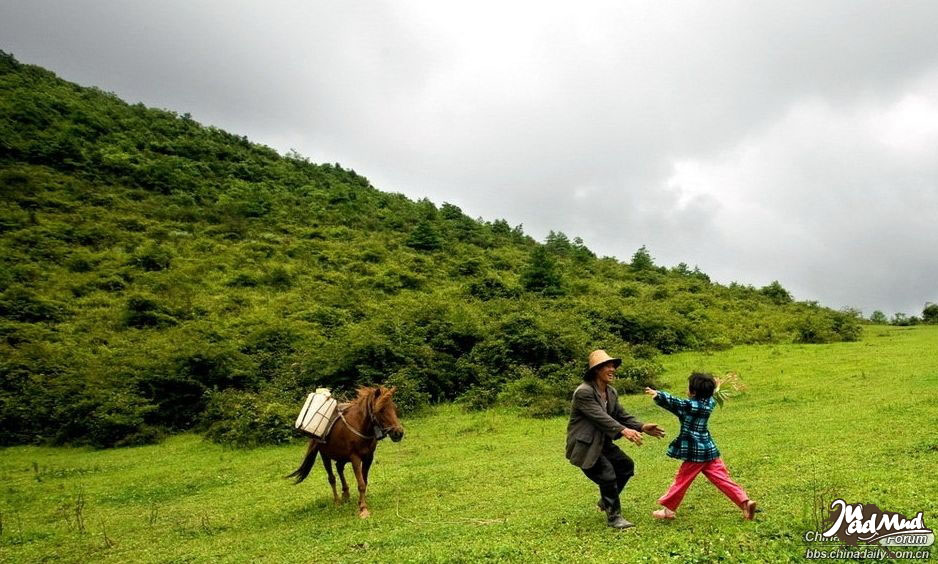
{"left": 644, "top": 387, "right": 658, "bottom": 398}
{"left": 641, "top": 423, "right": 666, "bottom": 438}
{"left": 621, "top": 428, "right": 643, "bottom": 446}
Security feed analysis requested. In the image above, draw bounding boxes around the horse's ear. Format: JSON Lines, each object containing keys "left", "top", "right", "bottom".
{"left": 374, "top": 387, "right": 382, "bottom": 398}
{"left": 388, "top": 386, "right": 397, "bottom": 396}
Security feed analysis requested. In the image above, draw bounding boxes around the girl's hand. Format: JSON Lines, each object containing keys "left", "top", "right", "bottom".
{"left": 644, "top": 387, "right": 658, "bottom": 398}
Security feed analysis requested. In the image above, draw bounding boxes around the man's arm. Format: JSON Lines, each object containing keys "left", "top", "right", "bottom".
{"left": 611, "top": 394, "right": 645, "bottom": 432}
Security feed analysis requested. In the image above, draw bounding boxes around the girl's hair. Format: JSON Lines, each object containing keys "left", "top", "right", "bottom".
{"left": 688, "top": 372, "right": 716, "bottom": 399}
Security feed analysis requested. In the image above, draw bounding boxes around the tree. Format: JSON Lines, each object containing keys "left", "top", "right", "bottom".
{"left": 760, "top": 281, "right": 793, "bottom": 305}
{"left": 520, "top": 246, "right": 564, "bottom": 296}
{"left": 406, "top": 220, "right": 441, "bottom": 251}
{"left": 630, "top": 245, "right": 655, "bottom": 271}
{"left": 869, "top": 310, "right": 888, "bottom": 324}
{"left": 545, "top": 230, "right": 571, "bottom": 255}
{"left": 922, "top": 303, "right": 938, "bottom": 325}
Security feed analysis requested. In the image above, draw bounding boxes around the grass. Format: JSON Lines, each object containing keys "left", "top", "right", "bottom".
{"left": 2, "top": 325, "right": 937, "bottom": 562}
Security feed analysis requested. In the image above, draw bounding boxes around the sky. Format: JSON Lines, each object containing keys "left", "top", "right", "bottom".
{"left": 2, "top": 1, "right": 937, "bottom": 316}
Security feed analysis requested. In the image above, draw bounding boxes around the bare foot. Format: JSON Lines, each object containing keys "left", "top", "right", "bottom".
{"left": 359, "top": 508, "right": 371, "bottom": 519}
{"left": 652, "top": 508, "right": 676, "bottom": 520}
{"left": 743, "top": 500, "right": 757, "bottom": 520}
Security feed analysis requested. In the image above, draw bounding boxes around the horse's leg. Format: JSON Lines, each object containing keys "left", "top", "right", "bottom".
{"left": 362, "top": 453, "right": 374, "bottom": 484}
{"left": 350, "top": 454, "right": 369, "bottom": 518}
{"left": 321, "top": 455, "right": 339, "bottom": 505}
{"left": 337, "top": 461, "right": 351, "bottom": 503}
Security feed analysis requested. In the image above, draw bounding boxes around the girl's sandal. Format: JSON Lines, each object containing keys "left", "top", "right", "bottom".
{"left": 652, "top": 508, "right": 676, "bottom": 520}
{"left": 743, "top": 500, "right": 758, "bottom": 520}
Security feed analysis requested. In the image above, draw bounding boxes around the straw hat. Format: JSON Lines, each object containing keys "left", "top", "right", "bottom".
{"left": 587, "top": 349, "right": 622, "bottom": 372}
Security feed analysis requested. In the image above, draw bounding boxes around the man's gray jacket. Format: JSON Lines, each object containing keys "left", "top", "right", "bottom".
{"left": 565, "top": 382, "right": 645, "bottom": 469}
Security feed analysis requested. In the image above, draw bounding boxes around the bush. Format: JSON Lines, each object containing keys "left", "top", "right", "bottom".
{"left": 264, "top": 266, "right": 293, "bottom": 289}
{"left": 618, "top": 284, "right": 640, "bottom": 298}
{"left": 202, "top": 389, "right": 295, "bottom": 447}
{"left": 385, "top": 370, "right": 431, "bottom": 416}
{"left": 458, "top": 385, "right": 499, "bottom": 411}
{"left": 0, "top": 286, "right": 69, "bottom": 322}
{"left": 129, "top": 243, "right": 172, "bottom": 271}
{"left": 122, "top": 295, "right": 178, "bottom": 328}
{"left": 467, "top": 275, "right": 519, "bottom": 300}
{"left": 520, "top": 247, "right": 565, "bottom": 296}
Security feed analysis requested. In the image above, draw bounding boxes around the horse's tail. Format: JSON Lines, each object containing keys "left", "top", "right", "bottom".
{"left": 286, "top": 440, "right": 319, "bottom": 484}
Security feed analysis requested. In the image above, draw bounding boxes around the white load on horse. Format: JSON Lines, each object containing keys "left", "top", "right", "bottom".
{"left": 294, "top": 388, "right": 339, "bottom": 441}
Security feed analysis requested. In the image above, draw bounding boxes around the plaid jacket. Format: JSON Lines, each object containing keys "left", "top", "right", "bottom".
{"left": 653, "top": 391, "right": 720, "bottom": 462}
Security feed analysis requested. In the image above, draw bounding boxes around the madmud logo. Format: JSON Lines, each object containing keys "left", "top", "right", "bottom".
{"left": 822, "top": 499, "right": 934, "bottom": 547}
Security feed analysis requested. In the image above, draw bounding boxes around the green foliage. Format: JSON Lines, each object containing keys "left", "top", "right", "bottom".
{"left": 630, "top": 245, "right": 655, "bottom": 271}
{"left": 129, "top": 243, "right": 172, "bottom": 271}
{"left": 0, "top": 53, "right": 882, "bottom": 448}
{"left": 922, "top": 302, "right": 938, "bottom": 324}
{"left": 202, "top": 389, "right": 295, "bottom": 447}
{"left": 869, "top": 310, "right": 888, "bottom": 324}
{"left": 520, "top": 246, "right": 565, "bottom": 296}
{"left": 759, "top": 280, "right": 793, "bottom": 304}
{"left": 793, "top": 309, "right": 862, "bottom": 344}
{"left": 385, "top": 370, "right": 431, "bottom": 416}
{"left": 405, "top": 220, "right": 441, "bottom": 251}
{"left": 0, "top": 286, "right": 68, "bottom": 322}
{"left": 122, "top": 295, "right": 179, "bottom": 328}
{"left": 7, "top": 327, "right": 936, "bottom": 562}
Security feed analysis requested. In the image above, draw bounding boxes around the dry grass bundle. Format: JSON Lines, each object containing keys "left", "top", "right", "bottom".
{"left": 714, "top": 371, "right": 747, "bottom": 408}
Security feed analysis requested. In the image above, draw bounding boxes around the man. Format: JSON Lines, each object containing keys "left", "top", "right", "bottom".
{"left": 566, "top": 349, "right": 666, "bottom": 529}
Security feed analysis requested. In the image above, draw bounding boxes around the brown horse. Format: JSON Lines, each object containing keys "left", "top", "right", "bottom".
{"left": 287, "top": 385, "right": 404, "bottom": 518}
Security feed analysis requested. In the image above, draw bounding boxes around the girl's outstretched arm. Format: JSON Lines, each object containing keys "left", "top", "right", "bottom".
{"left": 647, "top": 388, "right": 690, "bottom": 416}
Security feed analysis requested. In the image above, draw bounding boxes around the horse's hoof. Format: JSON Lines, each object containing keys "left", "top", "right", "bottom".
{"left": 359, "top": 509, "right": 370, "bottom": 519}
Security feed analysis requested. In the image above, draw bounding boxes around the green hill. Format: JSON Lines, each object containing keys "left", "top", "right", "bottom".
{"left": 0, "top": 52, "right": 860, "bottom": 448}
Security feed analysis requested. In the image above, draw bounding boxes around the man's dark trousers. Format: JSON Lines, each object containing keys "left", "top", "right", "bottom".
{"left": 581, "top": 439, "right": 635, "bottom": 516}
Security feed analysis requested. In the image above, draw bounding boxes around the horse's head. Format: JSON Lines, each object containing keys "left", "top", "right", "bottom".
{"left": 371, "top": 386, "right": 405, "bottom": 442}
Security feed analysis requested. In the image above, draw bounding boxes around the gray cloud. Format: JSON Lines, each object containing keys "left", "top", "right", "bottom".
{"left": 2, "top": 0, "right": 937, "bottom": 315}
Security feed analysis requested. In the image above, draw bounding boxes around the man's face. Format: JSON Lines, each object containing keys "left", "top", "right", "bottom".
{"left": 597, "top": 362, "right": 616, "bottom": 385}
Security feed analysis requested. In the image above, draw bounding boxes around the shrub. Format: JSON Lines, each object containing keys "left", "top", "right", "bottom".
{"left": 202, "top": 390, "right": 295, "bottom": 447}
{"left": 458, "top": 385, "right": 499, "bottom": 411}
{"left": 467, "top": 275, "right": 519, "bottom": 300}
{"left": 923, "top": 303, "right": 938, "bottom": 325}
{"left": 520, "top": 246, "right": 565, "bottom": 296}
{"left": 129, "top": 243, "right": 172, "bottom": 271}
{"left": 226, "top": 272, "right": 259, "bottom": 287}
{"left": 618, "top": 284, "right": 640, "bottom": 298}
{"left": 760, "top": 280, "right": 793, "bottom": 305}
{"left": 87, "top": 392, "right": 159, "bottom": 448}
{"left": 264, "top": 266, "right": 292, "bottom": 289}
{"left": 406, "top": 220, "right": 441, "bottom": 251}
{"left": 0, "top": 286, "right": 68, "bottom": 322}
{"left": 385, "top": 370, "right": 431, "bottom": 416}
{"left": 135, "top": 373, "right": 207, "bottom": 430}
{"left": 122, "top": 295, "right": 178, "bottom": 328}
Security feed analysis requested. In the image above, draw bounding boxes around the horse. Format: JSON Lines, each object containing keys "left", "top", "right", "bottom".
{"left": 287, "top": 385, "right": 404, "bottom": 518}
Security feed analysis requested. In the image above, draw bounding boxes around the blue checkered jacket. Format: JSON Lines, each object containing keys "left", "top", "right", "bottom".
{"left": 654, "top": 391, "right": 720, "bottom": 462}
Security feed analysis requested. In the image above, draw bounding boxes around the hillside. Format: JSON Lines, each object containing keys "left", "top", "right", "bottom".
{"left": 0, "top": 52, "right": 860, "bottom": 447}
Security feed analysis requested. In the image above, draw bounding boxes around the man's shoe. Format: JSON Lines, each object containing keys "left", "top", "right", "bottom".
{"left": 607, "top": 514, "right": 634, "bottom": 529}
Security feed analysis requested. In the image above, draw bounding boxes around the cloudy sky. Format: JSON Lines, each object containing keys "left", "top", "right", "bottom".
{"left": 3, "top": 1, "right": 937, "bottom": 316}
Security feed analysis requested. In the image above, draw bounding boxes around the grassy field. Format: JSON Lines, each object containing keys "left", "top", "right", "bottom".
{"left": 2, "top": 325, "right": 936, "bottom": 563}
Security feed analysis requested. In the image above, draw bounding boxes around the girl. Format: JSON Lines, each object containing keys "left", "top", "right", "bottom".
{"left": 645, "top": 372, "right": 757, "bottom": 520}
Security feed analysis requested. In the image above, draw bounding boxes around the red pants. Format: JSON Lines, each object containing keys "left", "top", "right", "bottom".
{"left": 658, "top": 458, "right": 749, "bottom": 511}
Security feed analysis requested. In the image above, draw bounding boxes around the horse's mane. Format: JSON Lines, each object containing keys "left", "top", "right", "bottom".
{"left": 350, "top": 386, "right": 394, "bottom": 418}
